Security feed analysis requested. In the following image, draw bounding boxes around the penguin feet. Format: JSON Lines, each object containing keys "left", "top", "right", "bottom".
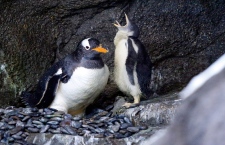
{"left": 122, "top": 95, "right": 140, "bottom": 108}
{"left": 123, "top": 95, "right": 140, "bottom": 108}
{"left": 122, "top": 102, "right": 139, "bottom": 108}
{"left": 68, "top": 108, "right": 85, "bottom": 117}
{"left": 72, "top": 113, "right": 85, "bottom": 120}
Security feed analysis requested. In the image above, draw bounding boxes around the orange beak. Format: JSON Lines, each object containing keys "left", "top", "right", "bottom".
{"left": 92, "top": 45, "right": 108, "bottom": 53}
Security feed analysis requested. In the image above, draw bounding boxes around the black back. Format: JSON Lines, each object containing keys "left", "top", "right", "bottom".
{"left": 126, "top": 37, "right": 152, "bottom": 97}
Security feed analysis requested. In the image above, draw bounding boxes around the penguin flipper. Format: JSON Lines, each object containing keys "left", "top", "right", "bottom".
{"left": 21, "top": 74, "right": 61, "bottom": 108}
{"left": 35, "top": 74, "right": 61, "bottom": 108}
{"left": 135, "top": 39, "right": 153, "bottom": 98}
{"left": 126, "top": 39, "right": 138, "bottom": 85}
{"left": 60, "top": 56, "right": 78, "bottom": 83}
{"left": 136, "top": 63, "right": 152, "bottom": 98}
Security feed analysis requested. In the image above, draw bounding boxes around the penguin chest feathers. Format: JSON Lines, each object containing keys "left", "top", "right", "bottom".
{"left": 114, "top": 37, "right": 141, "bottom": 97}
{"left": 50, "top": 65, "right": 109, "bottom": 112}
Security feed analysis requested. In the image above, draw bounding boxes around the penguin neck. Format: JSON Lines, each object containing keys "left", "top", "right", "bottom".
{"left": 81, "top": 55, "right": 104, "bottom": 69}
{"left": 83, "top": 53, "right": 101, "bottom": 60}
{"left": 114, "top": 31, "right": 128, "bottom": 46}
{"left": 114, "top": 30, "right": 137, "bottom": 46}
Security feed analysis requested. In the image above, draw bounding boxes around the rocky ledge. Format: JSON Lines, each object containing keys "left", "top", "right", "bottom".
{"left": 0, "top": 92, "right": 180, "bottom": 145}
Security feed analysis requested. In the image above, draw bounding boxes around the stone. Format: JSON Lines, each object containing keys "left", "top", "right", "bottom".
{"left": 0, "top": 0, "right": 225, "bottom": 108}
{"left": 144, "top": 54, "right": 225, "bottom": 145}
{"left": 25, "top": 94, "right": 180, "bottom": 144}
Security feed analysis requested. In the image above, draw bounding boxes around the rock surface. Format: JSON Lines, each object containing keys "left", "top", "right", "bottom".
{"left": 26, "top": 93, "right": 181, "bottom": 145}
{"left": 26, "top": 127, "right": 161, "bottom": 145}
{"left": 1, "top": 0, "right": 225, "bottom": 107}
{"left": 143, "top": 54, "right": 225, "bottom": 145}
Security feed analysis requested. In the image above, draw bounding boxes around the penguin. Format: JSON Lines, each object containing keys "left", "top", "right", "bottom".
{"left": 21, "top": 38, "right": 109, "bottom": 116}
{"left": 113, "top": 14, "right": 152, "bottom": 108}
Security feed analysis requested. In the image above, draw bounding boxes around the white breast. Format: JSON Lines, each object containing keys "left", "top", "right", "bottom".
{"left": 49, "top": 65, "right": 109, "bottom": 113}
{"left": 114, "top": 38, "right": 141, "bottom": 97}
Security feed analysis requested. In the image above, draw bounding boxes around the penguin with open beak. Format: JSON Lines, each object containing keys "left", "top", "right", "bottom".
{"left": 113, "top": 14, "right": 152, "bottom": 108}
{"left": 22, "top": 38, "right": 109, "bottom": 116}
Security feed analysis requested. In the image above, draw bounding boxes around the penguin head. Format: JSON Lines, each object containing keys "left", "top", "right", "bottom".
{"left": 114, "top": 13, "right": 139, "bottom": 38}
{"left": 76, "top": 38, "right": 108, "bottom": 58}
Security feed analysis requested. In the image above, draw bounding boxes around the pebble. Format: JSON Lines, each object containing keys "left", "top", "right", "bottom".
{"left": 127, "top": 127, "right": 140, "bottom": 133}
{"left": 71, "top": 121, "right": 82, "bottom": 128}
{"left": 0, "top": 106, "right": 148, "bottom": 144}
{"left": 9, "top": 126, "right": 22, "bottom": 134}
{"left": 47, "top": 121, "right": 59, "bottom": 125}
{"left": 120, "top": 123, "right": 132, "bottom": 129}
{"left": 40, "top": 125, "right": 50, "bottom": 133}
{"left": 62, "top": 126, "right": 77, "bottom": 135}
{"left": 27, "top": 127, "right": 39, "bottom": 133}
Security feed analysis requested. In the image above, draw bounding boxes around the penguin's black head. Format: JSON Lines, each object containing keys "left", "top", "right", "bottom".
{"left": 76, "top": 38, "right": 108, "bottom": 58}
{"left": 114, "top": 13, "right": 140, "bottom": 38}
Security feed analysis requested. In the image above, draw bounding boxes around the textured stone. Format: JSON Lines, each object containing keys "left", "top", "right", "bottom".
{"left": 144, "top": 54, "right": 225, "bottom": 145}
{"left": 25, "top": 94, "right": 180, "bottom": 144}
{"left": 0, "top": 0, "right": 225, "bottom": 107}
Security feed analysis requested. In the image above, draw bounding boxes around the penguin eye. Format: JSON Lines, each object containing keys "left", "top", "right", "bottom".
{"left": 85, "top": 46, "right": 90, "bottom": 50}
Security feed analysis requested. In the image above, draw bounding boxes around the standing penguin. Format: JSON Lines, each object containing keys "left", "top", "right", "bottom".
{"left": 113, "top": 14, "right": 152, "bottom": 108}
{"left": 22, "top": 38, "right": 109, "bottom": 116}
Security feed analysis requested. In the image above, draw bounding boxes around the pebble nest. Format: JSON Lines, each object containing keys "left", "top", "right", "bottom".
{"left": 0, "top": 106, "right": 147, "bottom": 145}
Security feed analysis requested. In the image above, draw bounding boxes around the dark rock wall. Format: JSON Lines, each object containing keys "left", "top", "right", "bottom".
{"left": 0, "top": 0, "right": 225, "bottom": 107}
{"left": 149, "top": 58, "right": 225, "bottom": 145}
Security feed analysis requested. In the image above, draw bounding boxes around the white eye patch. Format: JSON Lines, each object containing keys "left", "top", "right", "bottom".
{"left": 82, "top": 38, "right": 91, "bottom": 50}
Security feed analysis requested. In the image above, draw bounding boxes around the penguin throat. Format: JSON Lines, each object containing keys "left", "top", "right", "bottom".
{"left": 81, "top": 56, "right": 104, "bottom": 69}
{"left": 114, "top": 31, "right": 130, "bottom": 46}
{"left": 83, "top": 54, "right": 101, "bottom": 60}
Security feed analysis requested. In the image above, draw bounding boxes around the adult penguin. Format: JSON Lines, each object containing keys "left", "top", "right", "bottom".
{"left": 113, "top": 14, "right": 152, "bottom": 108}
{"left": 22, "top": 38, "right": 109, "bottom": 115}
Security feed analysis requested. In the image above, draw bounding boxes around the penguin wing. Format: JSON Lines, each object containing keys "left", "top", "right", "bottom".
{"left": 21, "top": 61, "right": 63, "bottom": 108}
{"left": 60, "top": 55, "right": 78, "bottom": 83}
{"left": 134, "top": 39, "right": 153, "bottom": 97}
{"left": 136, "top": 62, "right": 152, "bottom": 97}
{"left": 126, "top": 39, "right": 138, "bottom": 85}
{"left": 35, "top": 55, "right": 80, "bottom": 108}
{"left": 35, "top": 74, "right": 61, "bottom": 108}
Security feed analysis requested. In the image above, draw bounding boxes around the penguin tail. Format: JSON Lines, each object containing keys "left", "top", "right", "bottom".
{"left": 141, "top": 84, "right": 156, "bottom": 100}
{"left": 21, "top": 91, "right": 36, "bottom": 107}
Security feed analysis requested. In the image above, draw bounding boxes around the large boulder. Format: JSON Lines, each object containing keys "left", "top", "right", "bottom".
{"left": 143, "top": 54, "right": 225, "bottom": 145}
{"left": 0, "top": 0, "right": 225, "bottom": 107}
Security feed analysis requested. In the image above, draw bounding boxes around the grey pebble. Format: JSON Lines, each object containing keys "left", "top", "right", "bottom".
{"left": 39, "top": 117, "right": 49, "bottom": 123}
{"left": 8, "top": 125, "right": 15, "bottom": 130}
{"left": 139, "top": 125, "right": 148, "bottom": 130}
{"left": 22, "top": 116, "right": 30, "bottom": 122}
{"left": 9, "top": 126, "right": 22, "bottom": 135}
{"left": 49, "top": 128, "right": 61, "bottom": 134}
{"left": 111, "top": 122, "right": 120, "bottom": 132}
{"left": 12, "top": 134, "right": 22, "bottom": 140}
{"left": 47, "top": 121, "right": 59, "bottom": 125}
{"left": 50, "top": 117, "right": 63, "bottom": 121}
{"left": 50, "top": 124, "right": 59, "bottom": 129}
{"left": 32, "top": 120, "right": 43, "bottom": 125}
{"left": 127, "top": 127, "right": 140, "bottom": 133}
{"left": 120, "top": 123, "right": 132, "bottom": 129}
{"left": 124, "top": 116, "right": 132, "bottom": 124}
{"left": 8, "top": 120, "right": 16, "bottom": 125}
{"left": 71, "top": 121, "right": 82, "bottom": 129}
{"left": 95, "top": 128, "right": 105, "bottom": 133}
{"left": 16, "top": 120, "right": 25, "bottom": 128}
{"left": 62, "top": 126, "right": 77, "bottom": 135}
{"left": 40, "top": 125, "right": 50, "bottom": 133}
{"left": 27, "top": 127, "right": 39, "bottom": 133}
